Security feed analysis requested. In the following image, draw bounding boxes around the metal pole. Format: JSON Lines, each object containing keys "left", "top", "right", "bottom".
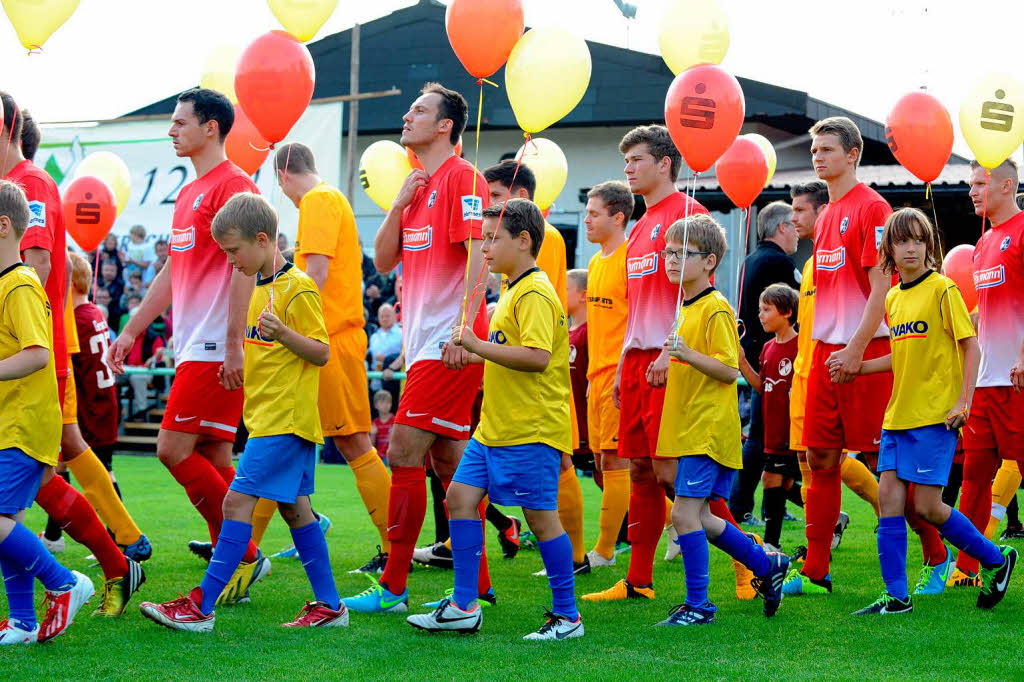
{"left": 345, "top": 22, "right": 361, "bottom": 200}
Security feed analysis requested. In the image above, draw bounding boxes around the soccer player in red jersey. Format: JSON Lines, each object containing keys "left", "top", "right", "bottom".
{"left": 107, "top": 89, "right": 267, "bottom": 601}
{"left": 342, "top": 83, "right": 492, "bottom": 613}
{"left": 583, "top": 125, "right": 711, "bottom": 602}
{"left": 951, "top": 158, "right": 1024, "bottom": 584}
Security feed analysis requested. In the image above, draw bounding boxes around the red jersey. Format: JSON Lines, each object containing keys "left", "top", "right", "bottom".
{"left": 974, "top": 211, "right": 1024, "bottom": 388}
{"left": 398, "top": 155, "right": 488, "bottom": 367}
{"left": 812, "top": 183, "right": 892, "bottom": 345}
{"left": 7, "top": 159, "right": 68, "bottom": 380}
{"left": 170, "top": 160, "right": 258, "bottom": 364}
{"left": 623, "top": 192, "right": 708, "bottom": 352}
{"left": 72, "top": 302, "right": 119, "bottom": 447}
{"left": 569, "top": 322, "right": 589, "bottom": 449}
{"left": 759, "top": 335, "right": 798, "bottom": 454}
{"left": 372, "top": 415, "right": 394, "bottom": 455}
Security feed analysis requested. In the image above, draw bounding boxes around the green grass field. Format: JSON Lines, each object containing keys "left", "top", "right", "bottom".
{"left": 8, "top": 456, "right": 1024, "bottom": 680}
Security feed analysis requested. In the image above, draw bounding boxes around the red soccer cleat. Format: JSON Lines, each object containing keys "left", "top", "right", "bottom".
{"left": 140, "top": 591, "right": 215, "bottom": 633}
{"left": 282, "top": 601, "right": 349, "bottom": 628}
{"left": 38, "top": 571, "right": 95, "bottom": 643}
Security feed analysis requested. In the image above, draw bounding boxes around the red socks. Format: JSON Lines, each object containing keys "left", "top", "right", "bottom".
{"left": 906, "top": 484, "right": 947, "bottom": 565}
{"left": 709, "top": 498, "right": 741, "bottom": 530}
{"left": 380, "top": 466, "right": 427, "bottom": 595}
{"left": 956, "top": 449, "right": 1002, "bottom": 575}
{"left": 214, "top": 465, "right": 235, "bottom": 486}
{"left": 437, "top": 472, "right": 492, "bottom": 595}
{"left": 626, "top": 478, "right": 666, "bottom": 587}
{"left": 36, "top": 475, "right": 129, "bottom": 580}
{"left": 803, "top": 465, "right": 841, "bottom": 580}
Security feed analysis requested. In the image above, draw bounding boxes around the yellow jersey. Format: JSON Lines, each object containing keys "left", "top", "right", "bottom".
{"left": 294, "top": 182, "right": 363, "bottom": 335}
{"left": 656, "top": 288, "right": 742, "bottom": 468}
{"left": 586, "top": 241, "right": 628, "bottom": 379}
{"left": 794, "top": 257, "right": 815, "bottom": 378}
{"left": 501, "top": 223, "right": 567, "bottom": 311}
{"left": 64, "top": 294, "right": 79, "bottom": 354}
{"left": 883, "top": 271, "right": 974, "bottom": 431}
{"left": 476, "top": 268, "right": 571, "bottom": 453}
{"left": 0, "top": 263, "right": 61, "bottom": 466}
{"left": 243, "top": 263, "right": 328, "bottom": 443}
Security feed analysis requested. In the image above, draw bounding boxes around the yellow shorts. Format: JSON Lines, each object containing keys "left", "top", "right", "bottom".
{"left": 62, "top": 368, "right": 78, "bottom": 426}
{"left": 789, "top": 372, "right": 808, "bottom": 451}
{"left": 318, "top": 327, "right": 372, "bottom": 437}
{"left": 587, "top": 368, "right": 620, "bottom": 453}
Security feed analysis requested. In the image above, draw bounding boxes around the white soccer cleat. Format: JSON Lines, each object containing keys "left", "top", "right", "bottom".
{"left": 38, "top": 570, "right": 95, "bottom": 642}
{"left": 586, "top": 549, "right": 616, "bottom": 567}
{"left": 664, "top": 524, "right": 680, "bottom": 561}
{"left": 0, "top": 619, "right": 39, "bottom": 645}
{"left": 406, "top": 597, "right": 481, "bottom": 634}
{"left": 523, "top": 611, "right": 584, "bottom": 641}
{"left": 38, "top": 533, "right": 65, "bottom": 555}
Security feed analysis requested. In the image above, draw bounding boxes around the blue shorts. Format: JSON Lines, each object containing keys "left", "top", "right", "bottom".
{"left": 0, "top": 449, "right": 47, "bottom": 514}
{"left": 230, "top": 435, "right": 316, "bottom": 504}
{"left": 453, "top": 439, "right": 560, "bottom": 510}
{"left": 675, "top": 455, "right": 736, "bottom": 500}
{"left": 878, "top": 424, "right": 957, "bottom": 486}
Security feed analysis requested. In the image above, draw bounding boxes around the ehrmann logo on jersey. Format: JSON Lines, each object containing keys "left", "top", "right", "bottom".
{"left": 816, "top": 246, "right": 846, "bottom": 271}
{"left": 974, "top": 265, "right": 1005, "bottom": 290}
{"left": 403, "top": 226, "right": 432, "bottom": 251}
{"left": 627, "top": 252, "right": 659, "bottom": 279}
{"left": 170, "top": 226, "right": 196, "bottom": 252}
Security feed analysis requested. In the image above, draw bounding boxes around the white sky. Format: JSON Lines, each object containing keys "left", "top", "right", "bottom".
{"left": 4, "top": 0, "right": 1022, "bottom": 159}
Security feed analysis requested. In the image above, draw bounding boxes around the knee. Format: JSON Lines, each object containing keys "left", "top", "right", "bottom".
{"left": 629, "top": 459, "right": 654, "bottom": 483}
{"left": 445, "top": 484, "right": 477, "bottom": 518}
{"left": 276, "top": 502, "right": 299, "bottom": 526}
{"left": 157, "top": 448, "right": 184, "bottom": 468}
{"left": 221, "top": 490, "right": 245, "bottom": 518}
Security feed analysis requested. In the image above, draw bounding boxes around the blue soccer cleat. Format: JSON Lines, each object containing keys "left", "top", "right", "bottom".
{"left": 272, "top": 512, "right": 332, "bottom": 559}
{"left": 781, "top": 568, "right": 832, "bottom": 596}
{"left": 341, "top": 575, "right": 408, "bottom": 613}
{"left": 122, "top": 534, "right": 153, "bottom": 563}
{"left": 656, "top": 602, "right": 716, "bottom": 626}
{"left": 914, "top": 545, "right": 952, "bottom": 595}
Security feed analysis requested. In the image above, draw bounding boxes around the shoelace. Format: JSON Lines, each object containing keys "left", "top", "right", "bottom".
{"left": 291, "top": 601, "right": 324, "bottom": 625}
{"left": 915, "top": 565, "right": 934, "bottom": 591}
{"left": 535, "top": 610, "right": 562, "bottom": 633}
{"left": 99, "top": 578, "right": 120, "bottom": 611}
{"left": 38, "top": 590, "right": 66, "bottom": 635}
{"left": 354, "top": 573, "right": 384, "bottom": 596}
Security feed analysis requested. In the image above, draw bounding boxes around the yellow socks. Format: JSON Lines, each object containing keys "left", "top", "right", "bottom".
{"left": 593, "top": 468, "right": 629, "bottom": 560}
{"left": 987, "top": 459, "right": 1023, "bottom": 538}
{"left": 841, "top": 456, "right": 880, "bottom": 517}
{"left": 65, "top": 448, "right": 142, "bottom": 546}
{"left": 350, "top": 448, "right": 392, "bottom": 552}
{"left": 250, "top": 498, "right": 278, "bottom": 546}
{"left": 798, "top": 456, "right": 812, "bottom": 504}
{"left": 558, "top": 467, "right": 585, "bottom": 563}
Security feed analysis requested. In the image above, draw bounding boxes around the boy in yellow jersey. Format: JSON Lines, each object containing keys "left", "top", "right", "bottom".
{"left": 655, "top": 214, "right": 788, "bottom": 626}
{"left": 407, "top": 199, "right": 581, "bottom": 640}
{"left": 582, "top": 181, "right": 634, "bottom": 566}
{"left": 850, "top": 208, "right": 1015, "bottom": 615}
{"left": 140, "top": 192, "right": 347, "bottom": 631}
{"left": 0, "top": 180, "right": 93, "bottom": 645}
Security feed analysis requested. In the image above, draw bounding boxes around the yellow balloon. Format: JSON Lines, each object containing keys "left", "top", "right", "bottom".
{"left": 73, "top": 152, "right": 130, "bottom": 216}
{"left": 515, "top": 138, "right": 567, "bottom": 211}
{"left": 200, "top": 46, "right": 242, "bottom": 104}
{"left": 1, "top": 0, "right": 79, "bottom": 50}
{"left": 959, "top": 72, "right": 1024, "bottom": 169}
{"left": 658, "top": 0, "right": 729, "bottom": 75}
{"left": 359, "top": 141, "right": 412, "bottom": 211}
{"left": 744, "top": 134, "right": 777, "bottom": 187}
{"left": 506, "top": 27, "right": 592, "bottom": 134}
{"left": 268, "top": 0, "right": 338, "bottom": 42}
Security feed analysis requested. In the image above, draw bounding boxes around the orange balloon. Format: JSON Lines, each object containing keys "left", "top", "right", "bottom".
{"left": 63, "top": 175, "right": 116, "bottom": 252}
{"left": 445, "top": 0, "right": 523, "bottom": 78}
{"left": 406, "top": 139, "right": 464, "bottom": 170}
{"left": 226, "top": 105, "right": 270, "bottom": 176}
{"left": 885, "top": 92, "right": 953, "bottom": 184}
{"left": 234, "top": 30, "right": 315, "bottom": 144}
{"left": 943, "top": 244, "right": 978, "bottom": 312}
{"left": 665, "top": 64, "right": 745, "bottom": 173}
{"left": 716, "top": 137, "right": 768, "bottom": 208}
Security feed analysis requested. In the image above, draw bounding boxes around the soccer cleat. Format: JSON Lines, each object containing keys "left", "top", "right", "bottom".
{"left": 784, "top": 509, "right": 799, "bottom": 522}
{"left": 94, "top": 558, "right": 147, "bottom": 617}
{"left": 38, "top": 533, "right": 65, "bottom": 555}
{"left": 586, "top": 549, "right": 616, "bottom": 567}
{"left": 122, "top": 534, "right": 153, "bottom": 563}
{"left": 734, "top": 560, "right": 756, "bottom": 600}
{"left": 852, "top": 592, "right": 913, "bottom": 615}
{"left": 523, "top": 611, "right": 584, "bottom": 640}
{"left": 947, "top": 568, "right": 981, "bottom": 587}
{"left": 520, "top": 529, "right": 538, "bottom": 550}
{"left": 832, "top": 512, "right": 851, "bottom": 550}
{"left": 342, "top": 575, "right": 409, "bottom": 613}
{"left": 38, "top": 571, "right": 95, "bottom": 642}
{"left": 0, "top": 619, "right": 39, "bottom": 645}
{"left": 533, "top": 554, "right": 591, "bottom": 577}
{"left": 751, "top": 552, "right": 790, "bottom": 617}
{"left": 789, "top": 545, "right": 807, "bottom": 565}
{"left": 498, "top": 516, "right": 522, "bottom": 559}
{"left": 764, "top": 542, "right": 782, "bottom": 554}
{"left": 348, "top": 546, "right": 389, "bottom": 575}
{"left": 282, "top": 601, "right": 349, "bottom": 628}
{"left": 216, "top": 552, "right": 272, "bottom": 606}
{"left": 614, "top": 541, "right": 631, "bottom": 555}
{"left": 656, "top": 602, "right": 716, "bottom": 626}
{"left": 272, "top": 512, "right": 332, "bottom": 559}
{"left": 187, "top": 540, "right": 213, "bottom": 563}
{"left": 1000, "top": 523, "right": 1024, "bottom": 540}
{"left": 664, "top": 524, "right": 680, "bottom": 561}
{"left": 741, "top": 513, "right": 764, "bottom": 528}
{"left": 781, "top": 569, "right": 832, "bottom": 596}
{"left": 412, "top": 542, "right": 454, "bottom": 570}
{"left": 913, "top": 547, "right": 952, "bottom": 596}
{"left": 422, "top": 587, "right": 496, "bottom": 609}
{"left": 977, "top": 545, "right": 1017, "bottom": 610}
{"left": 581, "top": 578, "right": 654, "bottom": 602}
{"left": 140, "top": 594, "right": 214, "bottom": 633}
{"left": 406, "top": 597, "right": 481, "bottom": 634}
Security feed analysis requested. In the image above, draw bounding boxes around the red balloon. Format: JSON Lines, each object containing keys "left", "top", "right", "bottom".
{"left": 406, "top": 139, "right": 464, "bottom": 170}
{"left": 234, "top": 30, "right": 315, "bottom": 144}
{"left": 942, "top": 244, "right": 978, "bottom": 312}
{"left": 716, "top": 138, "right": 768, "bottom": 208}
{"left": 445, "top": 0, "right": 524, "bottom": 78}
{"left": 63, "top": 176, "right": 116, "bottom": 252}
{"left": 885, "top": 92, "right": 953, "bottom": 183}
{"left": 664, "top": 64, "right": 745, "bottom": 173}
{"left": 227, "top": 105, "right": 270, "bottom": 176}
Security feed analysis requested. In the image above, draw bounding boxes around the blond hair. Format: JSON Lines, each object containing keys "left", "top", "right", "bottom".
{"left": 211, "top": 192, "right": 278, "bottom": 242}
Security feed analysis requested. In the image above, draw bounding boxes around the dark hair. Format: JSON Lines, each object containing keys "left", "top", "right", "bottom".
{"left": 275, "top": 142, "right": 318, "bottom": 174}
{"left": 19, "top": 109, "right": 39, "bottom": 162}
{"left": 483, "top": 160, "right": 536, "bottom": 200}
{"left": 177, "top": 88, "right": 234, "bottom": 142}
{"left": 759, "top": 283, "right": 799, "bottom": 324}
{"left": 790, "top": 180, "right": 829, "bottom": 210}
{"left": 665, "top": 214, "right": 727, "bottom": 274}
{"left": 421, "top": 82, "right": 468, "bottom": 146}
{"left": 619, "top": 124, "right": 682, "bottom": 181}
{"left": 0, "top": 91, "right": 22, "bottom": 142}
{"left": 587, "top": 180, "right": 634, "bottom": 226}
{"left": 879, "top": 207, "right": 939, "bottom": 276}
{"left": 483, "top": 198, "right": 545, "bottom": 258}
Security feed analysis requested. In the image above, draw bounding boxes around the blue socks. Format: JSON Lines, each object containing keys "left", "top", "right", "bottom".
{"left": 939, "top": 508, "right": 1005, "bottom": 569}
{"left": 449, "top": 518, "right": 483, "bottom": 611}
{"left": 0, "top": 522, "right": 74, "bottom": 594}
{"left": 291, "top": 521, "right": 340, "bottom": 610}
{"left": 1, "top": 556, "right": 36, "bottom": 631}
{"left": 538, "top": 533, "right": 578, "bottom": 621}
{"left": 678, "top": 530, "right": 710, "bottom": 607}
{"left": 878, "top": 515, "right": 909, "bottom": 600}
{"left": 199, "top": 519, "right": 252, "bottom": 614}
{"left": 708, "top": 522, "right": 771, "bottom": 577}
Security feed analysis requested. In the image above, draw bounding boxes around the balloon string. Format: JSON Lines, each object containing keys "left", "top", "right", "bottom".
{"left": 930, "top": 184, "right": 964, "bottom": 408}
{"left": 259, "top": 143, "right": 292, "bottom": 338}
{"left": 671, "top": 172, "right": 698, "bottom": 347}
{"left": 249, "top": 141, "right": 272, "bottom": 153}
{"left": 92, "top": 246, "right": 101, "bottom": 302}
{"left": 458, "top": 79, "right": 490, "bottom": 340}
{"left": 26, "top": 45, "right": 42, "bottom": 56}
{"left": 981, "top": 170, "right": 990, "bottom": 234}
{"left": 735, "top": 204, "right": 753, "bottom": 332}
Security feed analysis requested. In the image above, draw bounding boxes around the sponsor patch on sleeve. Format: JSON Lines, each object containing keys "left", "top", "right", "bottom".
{"left": 461, "top": 195, "right": 482, "bottom": 221}
{"left": 875, "top": 225, "right": 884, "bottom": 249}
{"left": 27, "top": 200, "right": 46, "bottom": 229}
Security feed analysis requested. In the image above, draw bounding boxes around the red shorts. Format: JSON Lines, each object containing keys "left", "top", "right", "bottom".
{"left": 964, "top": 386, "right": 1024, "bottom": 461}
{"left": 395, "top": 360, "right": 483, "bottom": 440}
{"left": 804, "top": 337, "right": 892, "bottom": 452}
{"left": 617, "top": 348, "right": 666, "bottom": 459}
{"left": 161, "top": 361, "right": 244, "bottom": 442}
